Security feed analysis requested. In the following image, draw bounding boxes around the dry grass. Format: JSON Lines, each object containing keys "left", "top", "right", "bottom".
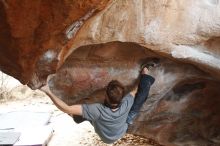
{"left": 0, "top": 71, "right": 45, "bottom": 102}
{"left": 0, "top": 72, "right": 14, "bottom": 102}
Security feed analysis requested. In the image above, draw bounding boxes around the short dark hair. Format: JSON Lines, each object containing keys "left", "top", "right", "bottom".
{"left": 105, "top": 80, "right": 125, "bottom": 108}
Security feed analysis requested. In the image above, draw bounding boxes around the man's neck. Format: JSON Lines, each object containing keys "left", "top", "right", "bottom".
{"left": 111, "top": 108, "right": 119, "bottom": 111}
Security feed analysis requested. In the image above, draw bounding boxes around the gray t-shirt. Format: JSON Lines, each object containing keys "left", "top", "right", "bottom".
{"left": 82, "top": 93, "right": 134, "bottom": 144}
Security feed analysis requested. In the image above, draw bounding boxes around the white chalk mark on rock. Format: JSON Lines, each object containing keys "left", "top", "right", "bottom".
{"left": 43, "top": 50, "right": 57, "bottom": 63}
{"left": 66, "top": 9, "right": 96, "bottom": 39}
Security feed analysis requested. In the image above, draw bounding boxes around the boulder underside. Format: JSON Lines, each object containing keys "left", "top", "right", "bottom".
{"left": 1, "top": 0, "right": 220, "bottom": 146}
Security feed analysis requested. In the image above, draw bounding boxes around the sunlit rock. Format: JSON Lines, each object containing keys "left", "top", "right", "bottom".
{"left": 0, "top": 0, "right": 110, "bottom": 87}
{"left": 1, "top": 0, "right": 220, "bottom": 145}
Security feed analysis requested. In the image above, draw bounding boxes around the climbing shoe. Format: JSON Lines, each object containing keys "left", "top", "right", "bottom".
{"left": 141, "top": 57, "right": 160, "bottom": 70}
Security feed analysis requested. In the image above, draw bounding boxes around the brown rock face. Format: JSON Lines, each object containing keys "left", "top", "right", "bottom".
{"left": 0, "top": 0, "right": 110, "bottom": 87}
{"left": 1, "top": 0, "right": 220, "bottom": 146}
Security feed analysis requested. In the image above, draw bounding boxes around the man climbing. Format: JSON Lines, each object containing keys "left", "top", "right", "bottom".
{"left": 41, "top": 61, "right": 156, "bottom": 144}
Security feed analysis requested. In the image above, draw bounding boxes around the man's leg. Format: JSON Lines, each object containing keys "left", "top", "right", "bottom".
{"left": 72, "top": 115, "right": 87, "bottom": 124}
{"left": 127, "top": 68, "right": 155, "bottom": 124}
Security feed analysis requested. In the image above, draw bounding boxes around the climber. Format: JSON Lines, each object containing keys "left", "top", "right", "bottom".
{"left": 40, "top": 61, "right": 157, "bottom": 144}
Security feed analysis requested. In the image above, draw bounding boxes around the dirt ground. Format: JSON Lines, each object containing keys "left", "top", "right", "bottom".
{"left": 0, "top": 85, "right": 162, "bottom": 146}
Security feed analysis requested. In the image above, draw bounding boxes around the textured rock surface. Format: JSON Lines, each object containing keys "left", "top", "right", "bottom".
{"left": 69, "top": 0, "right": 220, "bottom": 78}
{"left": 51, "top": 42, "right": 220, "bottom": 146}
{"left": 1, "top": 0, "right": 220, "bottom": 146}
{"left": 0, "top": 0, "right": 110, "bottom": 87}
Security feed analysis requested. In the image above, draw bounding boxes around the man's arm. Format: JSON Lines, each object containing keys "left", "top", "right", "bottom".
{"left": 41, "top": 85, "right": 82, "bottom": 116}
{"left": 129, "top": 67, "right": 150, "bottom": 97}
{"left": 130, "top": 86, "right": 138, "bottom": 97}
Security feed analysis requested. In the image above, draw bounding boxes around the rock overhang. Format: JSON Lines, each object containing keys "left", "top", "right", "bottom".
{"left": 1, "top": 0, "right": 220, "bottom": 145}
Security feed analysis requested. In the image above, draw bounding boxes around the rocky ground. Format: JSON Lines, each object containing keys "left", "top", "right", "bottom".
{"left": 0, "top": 85, "right": 162, "bottom": 146}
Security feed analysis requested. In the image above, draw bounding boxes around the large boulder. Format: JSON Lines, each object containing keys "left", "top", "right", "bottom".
{"left": 0, "top": 0, "right": 110, "bottom": 87}
{"left": 1, "top": 0, "right": 220, "bottom": 145}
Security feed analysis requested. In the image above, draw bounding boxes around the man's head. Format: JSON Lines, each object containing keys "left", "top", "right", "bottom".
{"left": 105, "top": 80, "right": 125, "bottom": 109}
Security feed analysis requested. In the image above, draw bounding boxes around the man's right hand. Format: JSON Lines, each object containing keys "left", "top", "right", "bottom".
{"left": 141, "top": 67, "right": 149, "bottom": 75}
